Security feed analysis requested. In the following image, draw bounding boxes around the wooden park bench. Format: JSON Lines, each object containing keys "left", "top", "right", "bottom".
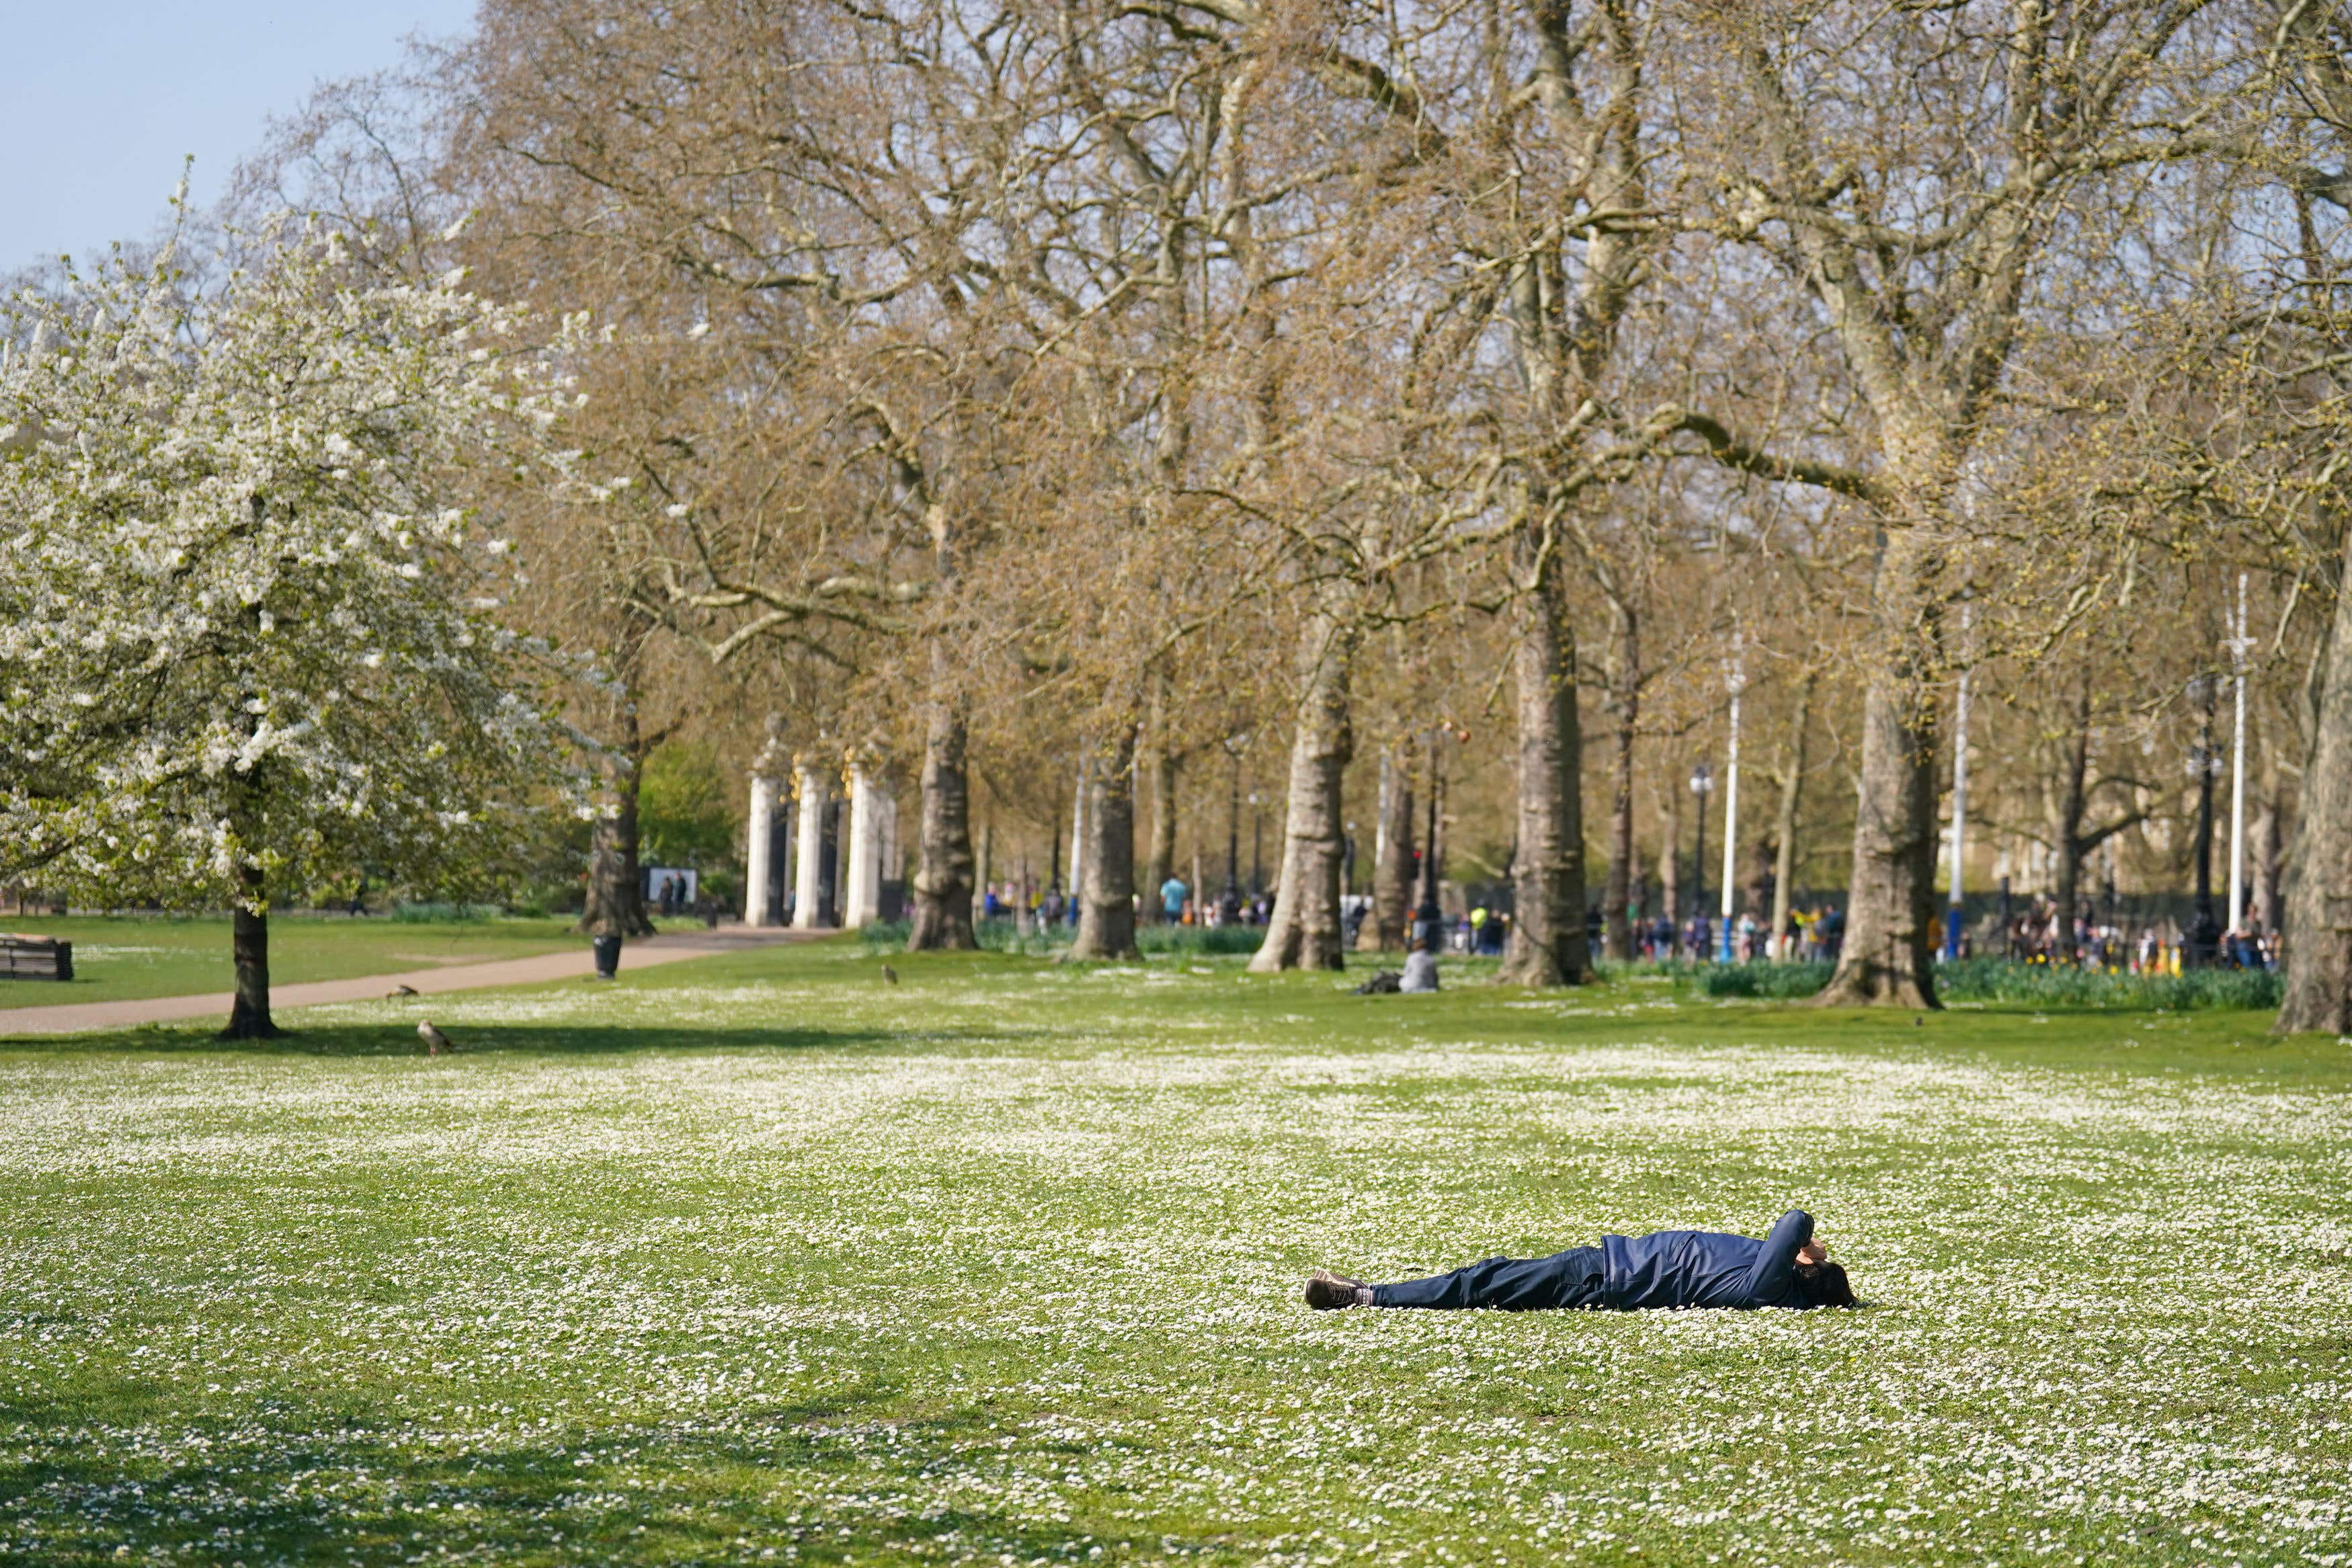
{"left": 0, "top": 934, "right": 73, "bottom": 981}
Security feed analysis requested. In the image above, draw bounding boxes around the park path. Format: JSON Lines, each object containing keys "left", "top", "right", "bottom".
{"left": 0, "top": 926, "right": 822, "bottom": 1038}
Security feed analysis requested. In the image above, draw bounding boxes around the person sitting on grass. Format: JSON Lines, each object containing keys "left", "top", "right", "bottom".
{"left": 1305, "top": 1208, "right": 1853, "bottom": 1312}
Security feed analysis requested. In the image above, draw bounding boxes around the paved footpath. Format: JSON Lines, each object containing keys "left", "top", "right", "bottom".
{"left": 0, "top": 927, "right": 822, "bottom": 1038}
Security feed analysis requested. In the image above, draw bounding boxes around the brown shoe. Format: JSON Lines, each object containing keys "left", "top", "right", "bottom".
{"left": 1303, "top": 1269, "right": 1364, "bottom": 1310}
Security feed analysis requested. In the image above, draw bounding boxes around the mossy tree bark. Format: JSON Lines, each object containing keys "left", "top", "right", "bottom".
{"left": 1357, "top": 744, "right": 1413, "bottom": 952}
{"left": 907, "top": 455, "right": 981, "bottom": 946}
{"left": 2253, "top": 736, "right": 2283, "bottom": 937}
{"left": 2279, "top": 531, "right": 2352, "bottom": 1033}
{"left": 1601, "top": 601, "right": 1640, "bottom": 961}
{"left": 220, "top": 742, "right": 286, "bottom": 1041}
{"left": 1500, "top": 569, "right": 1591, "bottom": 987}
{"left": 1657, "top": 780, "right": 1680, "bottom": 934}
{"left": 1816, "top": 527, "right": 1943, "bottom": 1009}
{"left": 579, "top": 645, "right": 657, "bottom": 941}
{"left": 1249, "top": 605, "right": 1356, "bottom": 973}
{"left": 1072, "top": 727, "right": 1141, "bottom": 960}
{"left": 581, "top": 755, "right": 656, "bottom": 940}
{"left": 1139, "top": 676, "right": 1178, "bottom": 927}
{"left": 907, "top": 684, "right": 978, "bottom": 950}
{"left": 222, "top": 859, "right": 284, "bottom": 1040}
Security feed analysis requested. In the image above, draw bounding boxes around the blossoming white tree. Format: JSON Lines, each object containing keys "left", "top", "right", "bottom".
{"left": 0, "top": 217, "right": 590, "bottom": 1036}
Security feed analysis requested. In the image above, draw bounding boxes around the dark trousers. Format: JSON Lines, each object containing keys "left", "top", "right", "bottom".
{"left": 1370, "top": 1245, "right": 1606, "bottom": 1311}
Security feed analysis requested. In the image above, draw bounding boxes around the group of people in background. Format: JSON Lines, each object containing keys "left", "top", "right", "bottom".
{"left": 1625, "top": 905, "right": 1847, "bottom": 965}
{"left": 649, "top": 872, "right": 694, "bottom": 917}
{"left": 980, "top": 882, "right": 1080, "bottom": 927}
{"left": 1996, "top": 899, "right": 2279, "bottom": 973}
{"left": 1332, "top": 900, "right": 1511, "bottom": 954}
{"left": 977, "top": 877, "right": 1276, "bottom": 930}
{"left": 962, "top": 877, "right": 2275, "bottom": 975}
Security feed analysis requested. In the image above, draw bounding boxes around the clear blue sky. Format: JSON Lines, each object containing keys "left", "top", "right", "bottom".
{"left": 2, "top": 1, "right": 479, "bottom": 271}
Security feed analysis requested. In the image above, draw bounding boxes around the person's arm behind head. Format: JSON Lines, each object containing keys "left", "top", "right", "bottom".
{"left": 1744, "top": 1208, "right": 1816, "bottom": 1304}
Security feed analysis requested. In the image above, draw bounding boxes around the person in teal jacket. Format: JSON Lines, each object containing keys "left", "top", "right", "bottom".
{"left": 1304, "top": 1210, "right": 1853, "bottom": 1312}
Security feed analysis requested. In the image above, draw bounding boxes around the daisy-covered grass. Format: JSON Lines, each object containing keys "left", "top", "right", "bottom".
{"left": 2, "top": 941, "right": 2347, "bottom": 1565}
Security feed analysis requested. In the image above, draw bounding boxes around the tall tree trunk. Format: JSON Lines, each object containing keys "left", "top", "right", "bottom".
{"left": 1818, "top": 528, "right": 1941, "bottom": 1008}
{"left": 2278, "top": 536, "right": 2352, "bottom": 1032}
{"left": 2254, "top": 737, "right": 2283, "bottom": 936}
{"left": 222, "top": 858, "right": 282, "bottom": 1040}
{"left": 909, "top": 493, "right": 979, "bottom": 946}
{"left": 1140, "top": 679, "right": 1178, "bottom": 926}
{"left": 1049, "top": 785, "right": 1063, "bottom": 901}
{"left": 2253, "top": 794, "right": 2281, "bottom": 936}
{"left": 1603, "top": 602, "right": 1639, "bottom": 961}
{"left": 1657, "top": 781, "right": 1681, "bottom": 933}
{"left": 1359, "top": 745, "right": 1413, "bottom": 951}
{"left": 1069, "top": 753, "right": 1091, "bottom": 914}
{"left": 579, "top": 626, "right": 656, "bottom": 940}
{"left": 1073, "top": 728, "right": 1141, "bottom": 960}
{"left": 1770, "top": 671, "right": 1814, "bottom": 960}
{"left": 2049, "top": 679, "right": 2094, "bottom": 964}
{"left": 1420, "top": 741, "right": 1445, "bottom": 910}
{"left": 1500, "top": 573, "right": 1590, "bottom": 986}
{"left": 1250, "top": 605, "right": 1356, "bottom": 973}
{"left": 979, "top": 817, "right": 996, "bottom": 922}
{"left": 907, "top": 689, "right": 979, "bottom": 950}
{"left": 2050, "top": 827, "right": 2083, "bottom": 965}
{"left": 581, "top": 747, "right": 655, "bottom": 939}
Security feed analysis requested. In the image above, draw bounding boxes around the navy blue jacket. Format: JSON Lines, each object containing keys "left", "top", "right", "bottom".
{"left": 1598, "top": 1210, "right": 1816, "bottom": 1310}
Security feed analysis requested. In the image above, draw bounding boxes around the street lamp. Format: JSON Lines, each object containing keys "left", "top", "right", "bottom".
{"left": 2185, "top": 674, "right": 2224, "bottom": 966}
{"left": 1689, "top": 761, "right": 1714, "bottom": 960}
{"left": 1945, "top": 604, "right": 1974, "bottom": 962}
{"left": 2225, "top": 574, "right": 2253, "bottom": 937}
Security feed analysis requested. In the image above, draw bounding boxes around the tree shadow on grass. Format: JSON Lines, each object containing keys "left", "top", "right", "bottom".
{"left": 0, "top": 1020, "right": 959, "bottom": 1059}
{"left": 0, "top": 1380, "right": 1166, "bottom": 1567}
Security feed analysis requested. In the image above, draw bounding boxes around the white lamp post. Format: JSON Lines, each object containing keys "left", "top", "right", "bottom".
{"left": 2226, "top": 573, "right": 2253, "bottom": 936}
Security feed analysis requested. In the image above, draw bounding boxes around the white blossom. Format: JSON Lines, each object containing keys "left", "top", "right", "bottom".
{"left": 0, "top": 219, "right": 594, "bottom": 905}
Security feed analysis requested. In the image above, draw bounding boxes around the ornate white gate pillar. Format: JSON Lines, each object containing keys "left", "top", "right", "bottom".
{"left": 791, "top": 763, "right": 827, "bottom": 930}
{"left": 746, "top": 773, "right": 779, "bottom": 927}
{"left": 745, "top": 724, "right": 788, "bottom": 927}
{"left": 844, "top": 766, "right": 885, "bottom": 928}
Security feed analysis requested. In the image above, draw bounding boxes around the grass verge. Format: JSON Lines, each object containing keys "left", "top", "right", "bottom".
{"left": 0, "top": 914, "right": 586, "bottom": 1007}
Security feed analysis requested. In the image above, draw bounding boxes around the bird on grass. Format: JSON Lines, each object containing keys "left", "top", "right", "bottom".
{"left": 386, "top": 983, "right": 418, "bottom": 999}
{"left": 417, "top": 1020, "right": 454, "bottom": 1056}
{"left": 881, "top": 964, "right": 899, "bottom": 985}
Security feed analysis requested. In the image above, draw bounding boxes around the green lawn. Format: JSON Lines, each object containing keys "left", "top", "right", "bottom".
{"left": 2, "top": 944, "right": 2347, "bottom": 1565}
{"left": 0, "top": 914, "right": 591, "bottom": 1006}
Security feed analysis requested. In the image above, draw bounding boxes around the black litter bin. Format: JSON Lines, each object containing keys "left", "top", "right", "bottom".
{"left": 592, "top": 935, "right": 623, "bottom": 979}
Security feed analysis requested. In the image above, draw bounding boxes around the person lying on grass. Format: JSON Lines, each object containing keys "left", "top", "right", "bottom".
{"left": 1305, "top": 1208, "right": 1855, "bottom": 1312}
